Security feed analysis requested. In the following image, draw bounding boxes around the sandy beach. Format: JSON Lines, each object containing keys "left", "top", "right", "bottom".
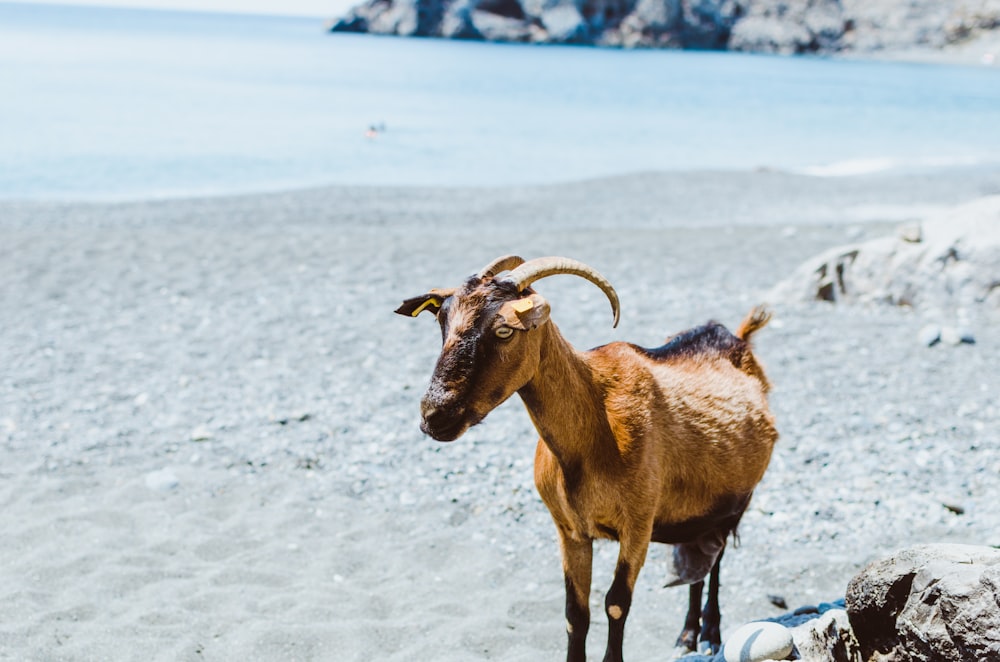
{"left": 3, "top": 167, "right": 1000, "bottom": 661}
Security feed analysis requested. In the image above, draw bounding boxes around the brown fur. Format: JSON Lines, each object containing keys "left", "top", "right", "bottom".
{"left": 404, "top": 276, "right": 778, "bottom": 661}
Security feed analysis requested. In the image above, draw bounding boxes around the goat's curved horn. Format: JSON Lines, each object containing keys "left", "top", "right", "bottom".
{"left": 477, "top": 255, "right": 525, "bottom": 279}
{"left": 502, "top": 257, "right": 620, "bottom": 328}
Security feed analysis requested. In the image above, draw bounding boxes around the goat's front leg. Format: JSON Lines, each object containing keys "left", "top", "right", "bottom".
{"left": 603, "top": 534, "right": 650, "bottom": 662}
{"left": 559, "top": 530, "right": 593, "bottom": 662}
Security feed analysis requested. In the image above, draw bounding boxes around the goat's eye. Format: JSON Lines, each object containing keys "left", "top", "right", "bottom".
{"left": 495, "top": 326, "right": 514, "bottom": 340}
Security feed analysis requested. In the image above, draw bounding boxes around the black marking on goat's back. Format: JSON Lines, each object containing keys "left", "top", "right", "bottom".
{"left": 636, "top": 322, "right": 747, "bottom": 370}
{"left": 651, "top": 492, "right": 751, "bottom": 544}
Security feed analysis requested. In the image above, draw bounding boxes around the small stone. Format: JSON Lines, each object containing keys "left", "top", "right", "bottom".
{"left": 918, "top": 324, "right": 941, "bottom": 347}
{"left": 957, "top": 325, "right": 976, "bottom": 344}
{"left": 190, "top": 426, "right": 213, "bottom": 442}
{"left": 898, "top": 223, "right": 923, "bottom": 243}
{"left": 942, "top": 502, "right": 966, "bottom": 515}
{"left": 940, "top": 326, "right": 962, "bottom": 346}
{"left": 723, "top": 621, "right": 794, "bottom": 662}
{"left": 275, "top": 411, "right": 311, "bottom": 425}
{"left": 145, "top": 468, "right": 179, "bottom": 491}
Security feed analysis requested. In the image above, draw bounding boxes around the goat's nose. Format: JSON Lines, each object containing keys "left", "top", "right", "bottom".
{"left": 422, "top": 404, "right": 457, "bottom": 422}
{"left": 420, "top": 397, "right": 436, "bottom": 419}
{"left": 421, "top": 400, "right": 463, "bottom": 425}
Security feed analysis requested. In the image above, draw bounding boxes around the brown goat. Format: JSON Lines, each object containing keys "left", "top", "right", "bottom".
{"left": 396, "top": 255, "right": 778, "bottom": 662}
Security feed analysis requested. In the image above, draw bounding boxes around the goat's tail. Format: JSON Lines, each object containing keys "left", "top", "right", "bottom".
{"left": 736, "top": 305, "right": 772, "bottom": 343}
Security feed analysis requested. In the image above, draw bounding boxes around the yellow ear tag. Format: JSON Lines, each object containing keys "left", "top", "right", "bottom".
{"left": 511, "top": 299, "right": 534, "bottom": 314}
{"left": 411, "top": 297, "right": 441, "bottom": 317}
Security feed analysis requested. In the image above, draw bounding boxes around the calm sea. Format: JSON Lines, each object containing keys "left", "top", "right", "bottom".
{"left": 2, "top": 1, "right": 1000, "bottom": 200}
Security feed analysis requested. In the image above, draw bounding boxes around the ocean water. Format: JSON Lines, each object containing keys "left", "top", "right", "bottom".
{"left": 2, "top": 2, "right": 1000, "bottom": 200}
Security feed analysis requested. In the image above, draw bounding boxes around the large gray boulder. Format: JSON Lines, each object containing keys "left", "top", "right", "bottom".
{"left": 768, "top": 196, "right": 1000, "bottom": 310}
{"left": 728, "top": 0, "right": 844, "bottom": 54}
{"left": 676, "top": 0, "right": 738, "bottom": 48}
{"left": 439, "top": 0, "right": 482, "bottom": 39}
{"left": 789, "top": 609, "right": 863, "bottom": 662}
{"left": 538, "top": 1, "right": 588, "bottom": 43}
{"left": 469, "top": 9, "right": 533, "bottom": 40}
{"left": 333, "top": 0, "right": 445, "bottom": 35}
{"left": 846, "top": 544, "right": 1000, "bottom": 661}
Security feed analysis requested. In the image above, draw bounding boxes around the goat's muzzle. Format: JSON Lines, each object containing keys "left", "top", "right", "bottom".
{"left": 420, "top": 400, "right": 476, "bottom": 442}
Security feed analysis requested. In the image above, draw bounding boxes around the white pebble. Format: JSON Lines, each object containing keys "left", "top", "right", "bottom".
{"left": 940, "top": 326, "right": 962, "bottom": 346}
{"left": 145, "top": 468, "right": 179, "bottom": 491}
{"left": 723, "top": 621, "right": 794, "bottom": 662}
{"left": 190, "top": 426, "right": 213, "bottom": 442}
{"left": 918, "top": 324, "right": 941, "bottom": 347}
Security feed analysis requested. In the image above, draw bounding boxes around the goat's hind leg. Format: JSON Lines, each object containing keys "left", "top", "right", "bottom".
{"left": 673, "top": 579, "right": 704, "bottom": 653}
{"left": 698, "top": 548, "right": 725, "bottom": 654}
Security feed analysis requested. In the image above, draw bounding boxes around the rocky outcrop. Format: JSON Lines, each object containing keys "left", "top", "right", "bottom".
{"left": 768, "top": 196, "right": 1000, "bottom": 310}
{"left": 329, "top": 0, "right": 1000, "bottom": 54}
{"left": 788, "top": 608, "right": 862, "bottom": 662}
{"left": 846, "top": 544, "right": 1000, "bottom": 661}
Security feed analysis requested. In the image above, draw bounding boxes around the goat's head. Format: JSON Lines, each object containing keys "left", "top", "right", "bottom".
{"left": 396, "top": 255, "right": 619, "bottom": 442}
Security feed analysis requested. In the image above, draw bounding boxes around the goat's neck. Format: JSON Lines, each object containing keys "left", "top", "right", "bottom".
{"left": 517, "top": 322, "right": 615, "bottom": 468}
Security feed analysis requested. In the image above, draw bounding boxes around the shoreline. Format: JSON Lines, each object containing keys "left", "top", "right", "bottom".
{"left": 859, "top": 31, "right": 1000, "bottom": 68}
{"left": 5, "top": 166, "right": 999, "bottom": 230}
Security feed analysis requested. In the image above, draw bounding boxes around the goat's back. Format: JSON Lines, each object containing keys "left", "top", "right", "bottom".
{"left": 586, "top": 320, "right": 776, "bottom": 523}
{"left": 636, "top": 318, "right": 771, "bottom": 393}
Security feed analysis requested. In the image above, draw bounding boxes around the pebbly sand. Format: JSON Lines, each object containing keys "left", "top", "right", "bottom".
{"left": 2, "top": 167, "right": 1000, "bottom": 661}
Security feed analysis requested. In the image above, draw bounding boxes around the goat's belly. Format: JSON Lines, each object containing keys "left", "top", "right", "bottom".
{"left": 650, "top": 492, "right": 751, "bottom": 544}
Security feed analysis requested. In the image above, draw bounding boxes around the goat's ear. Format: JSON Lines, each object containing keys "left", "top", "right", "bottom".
{"left": 395, "top": 288, "right": 455, "bottom": 318}
{"left": 498, "top": 293, "right": 550, "bottom": 331}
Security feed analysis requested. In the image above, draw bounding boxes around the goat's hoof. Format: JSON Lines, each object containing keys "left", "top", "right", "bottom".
{"left": 667, "top": 644, "right": 694, "bottom": 660}
{"left": 674, "top": 629, "right": 698, "bottom": 651}
{"left": 698, "top": 641, "right": 721, "bottom": 655}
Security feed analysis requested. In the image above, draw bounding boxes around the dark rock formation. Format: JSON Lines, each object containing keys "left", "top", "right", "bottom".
{"left": 329, "top": 0, "right": 1000, "bottom": 54}
{"left": 846, "top": 544, "right": 1000, "bottom": 661}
